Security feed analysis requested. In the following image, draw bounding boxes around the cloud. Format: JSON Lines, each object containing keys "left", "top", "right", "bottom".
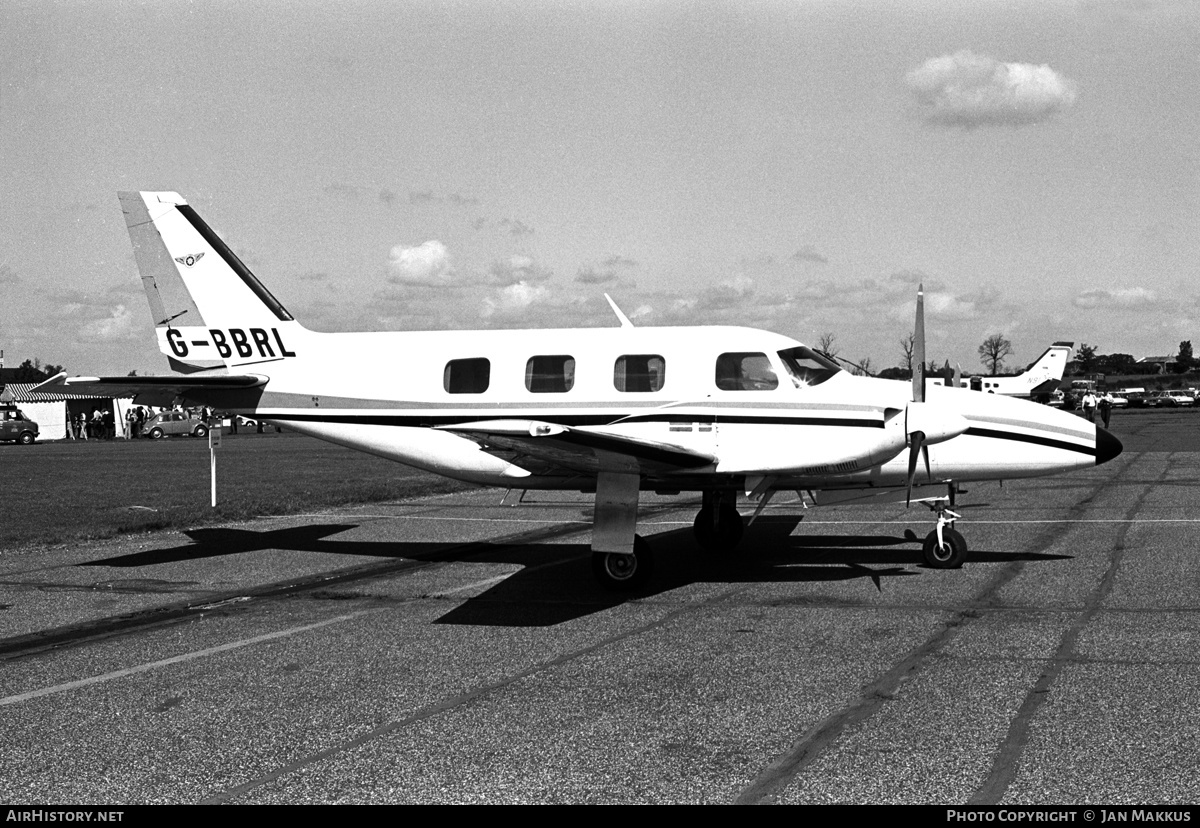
{"left": 1073, "top": 287, "right": 1157, "bottom": 309}
{"left": 387, "top": 240, "right": 454, "bottom": 286}
{"left": 481, "top": 281, "right": 550, "bottom": 317}
{"left": 602, "top": 255, "right": 638, "bottom": 269}
{"left": 0, "top": 263, "right": 20, "bottom": 285}
{"left": 499, "top": 218, "right": 534, "bottom": 237}
{"left": 576, "top": 267, "right": 618, "bottom": 284}
{"left": 925, "top": 290, "right": 983, "bottom": 320}
{"left": 791, "top": 245, "right": 828, "bottom": 264}
{"left": 487, "top": 254, "right": 552, "bottom": 286}
{"left": 79, "top": 304, "right": 141, "bottom": 342}
{"left": 906, "top": 50, "right": 1078, "bottom": 128}
{"left": 379, "top": 189, "right": 397, "bottom": 206}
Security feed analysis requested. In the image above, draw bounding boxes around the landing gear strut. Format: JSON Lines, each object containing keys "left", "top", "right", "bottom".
{"left": 693, "top": 490, "right": 744, "bottom": 551}
{"left": 921, "top": 499, "right": 967, "bottom": 568}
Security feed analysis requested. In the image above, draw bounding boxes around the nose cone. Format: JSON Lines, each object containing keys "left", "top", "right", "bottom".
{"left": 1096, "top": 426, "right": 1123, "bottom": 465}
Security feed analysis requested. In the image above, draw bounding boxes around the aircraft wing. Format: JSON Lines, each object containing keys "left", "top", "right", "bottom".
{"left": 30, "top": 372, "right": 266, "bottom": 408}
{"left": 439, "top": 419, "right": 715, "bottom": 476}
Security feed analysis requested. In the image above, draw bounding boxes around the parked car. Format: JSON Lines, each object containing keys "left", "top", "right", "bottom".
{"left": 1146, "top": 391, "right": 1194, "bottom": 408}
{"left": 144, "top": 411, "right": 209, "bottom": 439}
{"left": 0, "top": 406, "right": 38, "bottom": 444}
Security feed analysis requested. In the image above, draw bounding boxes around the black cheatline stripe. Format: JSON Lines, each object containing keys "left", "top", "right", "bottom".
{"left": 965, "top": 426, "right": 1095, "bottom": 457}
{"left": 264, "top": 412, "right": 886, "bottom": 429}
{"left": 176, "top": 204, "right": 294, "bottom": 323}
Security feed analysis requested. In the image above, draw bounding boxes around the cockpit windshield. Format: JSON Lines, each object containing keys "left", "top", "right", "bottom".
{"left": 777, "top": 346, "right": 841, "bottom": 389}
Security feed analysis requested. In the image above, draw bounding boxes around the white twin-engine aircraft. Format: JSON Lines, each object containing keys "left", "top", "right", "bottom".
{"left": 927, "top": 341, "right": 1074, "bottom": 398}
{"left": 38, "top": 192, "right": 1122, "bottom": 589}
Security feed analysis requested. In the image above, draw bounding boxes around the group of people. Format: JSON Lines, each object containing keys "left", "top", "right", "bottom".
{"left": 69, "top": 407, "right": 117, "bottom": 440}
{"left": 123, "top": 405, "right": 156, "bottom": 439}
{"left": 67, "top": 405, "right": 157, "bottom": 440}
{"left": 1078, "top": 391, "right": 1114, "bottom": 428}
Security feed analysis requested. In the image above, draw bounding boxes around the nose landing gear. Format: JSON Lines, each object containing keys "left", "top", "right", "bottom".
{"left": 921, "top": 498, "right": 967, "bottom": 568}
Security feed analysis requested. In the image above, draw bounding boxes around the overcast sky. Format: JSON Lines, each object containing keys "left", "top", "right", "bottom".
{"left": 2, "top": 0, "right": 1197, "bottom": 377}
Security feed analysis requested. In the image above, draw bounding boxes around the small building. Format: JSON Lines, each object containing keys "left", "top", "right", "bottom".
{"left": 1137, "top": 356, "right": 1176, "bottom": 374}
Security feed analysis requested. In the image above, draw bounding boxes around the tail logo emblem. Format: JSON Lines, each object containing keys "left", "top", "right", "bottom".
{"left": 174, "top": 252, "right": 205, "bottom": 268}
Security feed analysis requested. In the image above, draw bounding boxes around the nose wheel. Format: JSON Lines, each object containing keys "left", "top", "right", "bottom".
{"left": 921, "top": 499, "right": 967, "bottom": 569}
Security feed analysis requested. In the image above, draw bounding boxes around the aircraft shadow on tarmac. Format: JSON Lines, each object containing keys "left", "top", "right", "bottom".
{"left": 76, "top": 516, "right": 1071, "bottom": 627}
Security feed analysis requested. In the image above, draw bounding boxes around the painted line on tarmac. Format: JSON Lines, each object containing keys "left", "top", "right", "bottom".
{"left": 793, "top": 518, "right": 1200, "bottom": 524}
{"left": 289, "top": 513, "right": 591, "bottom": 523}
{"left": 0, "top": 609, "right": 385, "bottom": 708}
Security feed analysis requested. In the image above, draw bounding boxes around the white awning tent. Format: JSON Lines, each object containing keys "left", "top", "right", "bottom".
{"left": 0, "top": 383, "right": 136, "bottom": 440}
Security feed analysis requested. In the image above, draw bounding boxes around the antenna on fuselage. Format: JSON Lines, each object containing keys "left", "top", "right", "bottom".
{"left": 604, "top": 294, "right": 634, "bottom": 328}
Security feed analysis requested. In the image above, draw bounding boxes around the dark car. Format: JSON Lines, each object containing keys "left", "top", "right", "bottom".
{"left": 144, "top": 411, "right": 209, "bottom": 439}
{"left": 0, "top": 407, "right": 38, "bottom": 444}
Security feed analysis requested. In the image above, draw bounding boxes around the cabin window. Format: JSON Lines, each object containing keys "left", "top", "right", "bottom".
{"left": 444, "top": 358, "right": 491, "bottom": 394}
{"left": 715, "top": 352, "right": 778, "bottom": 391}
{"left": 526, "top": 355, "right": 575, "bottom": 393}
{"left": 614, "top": 354, "right": 665, "bottom": 393}
{"left": 777, "top": 346, "right": 840, "bottom": 388}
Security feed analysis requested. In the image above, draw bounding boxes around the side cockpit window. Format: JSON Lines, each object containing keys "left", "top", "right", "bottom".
{"left": 715, "top": 352, "right": 778, "bottom": 391}
{"left": 444, "top": 358, "right": 491, "bottom": 394}
{"left": 777, "top": 346, "right": 840, "bottom": 388}
{"left": 614, "top": 354, "right": 665, "bottom": 393}
{"left": 526, "top": 355, "right": 575, "bottom": 393}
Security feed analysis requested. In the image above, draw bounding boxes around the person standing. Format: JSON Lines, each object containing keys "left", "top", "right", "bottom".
{"left": 1098, "top": 393, "right": 1114, "bottom": 429}
{"left": 1081, "top": 391, "right": 1098, "bottom": 422}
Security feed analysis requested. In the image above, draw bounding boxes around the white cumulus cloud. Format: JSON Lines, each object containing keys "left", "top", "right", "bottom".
{"left": 481, "top": 281, "right": 550, "bottom": 317}
{"left": 907, "top": 50, "right": 1078, "bottom": 128}
{"left": 388, "top": 240, "right": 454, "bottom": 286}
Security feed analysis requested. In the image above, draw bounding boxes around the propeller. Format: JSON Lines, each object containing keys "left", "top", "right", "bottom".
{"left": 907, "top": 286, "right": 930, "bottom": 505}
{"left": 903, "top": 284, "right": 970, "bottom": 505}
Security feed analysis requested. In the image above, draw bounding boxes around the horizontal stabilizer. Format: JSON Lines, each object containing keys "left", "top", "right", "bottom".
{"left": 31, "top": 371, "right": 266, "bottom": 409}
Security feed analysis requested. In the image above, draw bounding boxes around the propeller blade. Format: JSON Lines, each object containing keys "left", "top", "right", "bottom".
{"left": 912, "top": 284, "right": 926, "bottom": 404}
{"left": 906, "top": 430, "right": 926, "bottom": 506}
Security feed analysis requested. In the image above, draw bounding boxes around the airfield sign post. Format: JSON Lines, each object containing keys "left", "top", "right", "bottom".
{"left": 209, "top": 426, "right": 222, "bottom": 507}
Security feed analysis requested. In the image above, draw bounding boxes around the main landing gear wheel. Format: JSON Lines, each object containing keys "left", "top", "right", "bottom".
{"left": 592, "top": 535, "right": 653, "bottom": 591}
{"left": 922, "top": 528, "right": 968, "bottom": 569}
{"left": 693, "top": 505, "right": 744, "bottom": 552}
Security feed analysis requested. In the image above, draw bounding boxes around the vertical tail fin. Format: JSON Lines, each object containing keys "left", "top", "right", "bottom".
{"left": 1020, "top": 341, "right": 1073, "bottom": 389}
{"left": 119, "top": 192, "right": 304, "bottom": 372}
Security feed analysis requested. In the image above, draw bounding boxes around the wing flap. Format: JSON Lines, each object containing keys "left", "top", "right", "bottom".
{"left": 439, "top": 419, "right": 715, "bottom": 476}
